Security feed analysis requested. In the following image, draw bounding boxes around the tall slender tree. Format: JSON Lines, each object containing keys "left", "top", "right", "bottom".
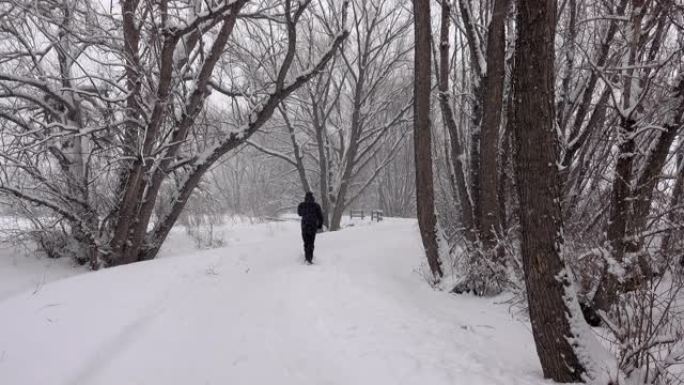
{"left": 478, "top": 0, "right": 509, "bottom": 249}
{"left": 437, "top": 0, "right": 474, "bottom": 243}
{"left": 412, "top": 0, "right": 443, "bottom": 280}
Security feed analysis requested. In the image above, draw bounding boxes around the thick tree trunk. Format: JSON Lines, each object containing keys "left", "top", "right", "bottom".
{"left": 108, "top": 0, "right": 144, "bottom": 265}
{"left": 478, "top": 0, "right": 509, "bottom": 248}
{"left": 329, "top": 152, "right": 355, "bottom": 231}
{"left": 413, "top": 0, "right": 443, "bottom": 281}
{"left": 512, "top": 0, "right": 586, "bottom": 381}
{"left": 329, "top": 196, "right": 344, "bottom": 231}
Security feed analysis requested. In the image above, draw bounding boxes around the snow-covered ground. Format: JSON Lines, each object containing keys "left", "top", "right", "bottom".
{"left": 0, "top": 218, "right": 549, "bottom": 385}
{"left": 0, "top": 245, "right": 86, "bottom": 302}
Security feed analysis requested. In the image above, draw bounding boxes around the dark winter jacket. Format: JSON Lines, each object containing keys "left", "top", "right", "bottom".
{"left": 298, "top": 193, "right": 324, "bottom": 231}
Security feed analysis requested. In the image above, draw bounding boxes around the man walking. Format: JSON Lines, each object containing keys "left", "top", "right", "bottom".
{"left": 297, "top": 192, "right": 324, "bottom": 264}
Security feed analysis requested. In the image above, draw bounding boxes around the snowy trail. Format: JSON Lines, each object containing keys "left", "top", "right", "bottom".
{"left": 0, "top": 219, "right": 548, "bottom": 385}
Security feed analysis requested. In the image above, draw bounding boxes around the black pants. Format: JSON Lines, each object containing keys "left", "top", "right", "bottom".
{"left": 302, "top": 228, "right": 317, "bottom": 262}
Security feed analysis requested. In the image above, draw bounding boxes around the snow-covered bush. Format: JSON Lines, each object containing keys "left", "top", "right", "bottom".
{"left": 0, "top": 208, "right": 92, "bottom": 265}
{"left": 183, "top": 214, "right": 226, "bottom": 250}
{"left": 602, "top": 273, "right": 684, "bottom": 385}
{"left": 33, "top": 229, "right": 84, "bottom": 262}
{"left": 444, "top": 230, "right": 524, "bottom": 296}
{"left": 179, "top": 189, "right": 226, "bottom": 250}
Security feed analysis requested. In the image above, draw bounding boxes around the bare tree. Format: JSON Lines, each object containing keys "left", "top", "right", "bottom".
{"left": 376, "top": 137, "right": 416, "bottom": 217}
{"left": 452, "top": 0, "right": 508, "bottom": 248}
{"left": 589, "top": 0, "right": 684, "bottom": 311}
{"left": 436, "top": 0, "right": 512, "bottom": 295}
{"left": 323, "top": 0, "right": 413, "bottom": 230}
{"left": 0, "top": 0, "right": 348, "bottom": 267}
{"left": 247, "top": 0, "right": 413, "bottom": 230}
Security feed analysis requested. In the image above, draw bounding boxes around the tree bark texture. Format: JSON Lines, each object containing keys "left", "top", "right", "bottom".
{"left": 413, "top": 0, "right": 443, "bottom": 280}
{"left": 512, "top": 0, "right": 586, "bottom": 381}
{"left": 478, "top": 0, "right": 509, "bottom": 248}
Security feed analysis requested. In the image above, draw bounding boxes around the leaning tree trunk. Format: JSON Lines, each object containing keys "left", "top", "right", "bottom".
{"left": 412, "top": 0, "right": 443, "bottom": 281}
{"left": 512, "top": 0, "right": 587, "bottom": 381}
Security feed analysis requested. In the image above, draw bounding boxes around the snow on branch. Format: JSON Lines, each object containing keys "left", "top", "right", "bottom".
{"left": 457, "top": 0, "right": 486, "bottom": 78}
{"left": 245, "top": 139, "right": 298, "bottom": 167}
{"left": 0, "top": 184, "right": 100, "bottom": 248}
{"left": 192, "top": 28, "right": 350, "bottom": 168}
{"left": 169, "top": 0, "right": 243, "bottom": 39}
{"left": 0, "top": 73, "right": 75, "bottom": 112}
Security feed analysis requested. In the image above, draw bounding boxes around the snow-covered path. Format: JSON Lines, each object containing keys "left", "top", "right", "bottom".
{"left": 0, "top": 219, "right": 548, "bottom": 385}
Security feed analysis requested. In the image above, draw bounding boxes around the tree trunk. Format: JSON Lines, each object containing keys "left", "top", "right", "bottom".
{"left": 478, "top": 0, "right": 509, "bottom": 248}
{"left": 280, "top": 106, "right": 312, "bottom": 193}
{"left": 312, "top": 98, "right": 331, "bottom": 229}
{"left": 632, "top": 72, "right": 684, "bottom": 234}
{"left": 593, "top": 1, "right": 647, "bottom": 311}
{"left": 595, "top": 117, "right": 636, "bottom": 305}
{"left": 329, "top": 76, "right": 365, "bottom": 232}
{"left": 437, "top": 0, "right": 475, "bottom": 242}
{"left": 413, "top": 0, "right": 443, "bottom": 281}
{"left": 661, "top": 151, "right": 684, "bottom": 257}
{"left": 512, "top": 0, "right": 586, "bottom": 381}
{"left": 558, "top": 0, "right": 628, "bottom": 177}
{"left": 458, "top": 0, "right": 485, "bottom": 234}
{"left": 498, "top": 87, "right": 513, "bottom": 232}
